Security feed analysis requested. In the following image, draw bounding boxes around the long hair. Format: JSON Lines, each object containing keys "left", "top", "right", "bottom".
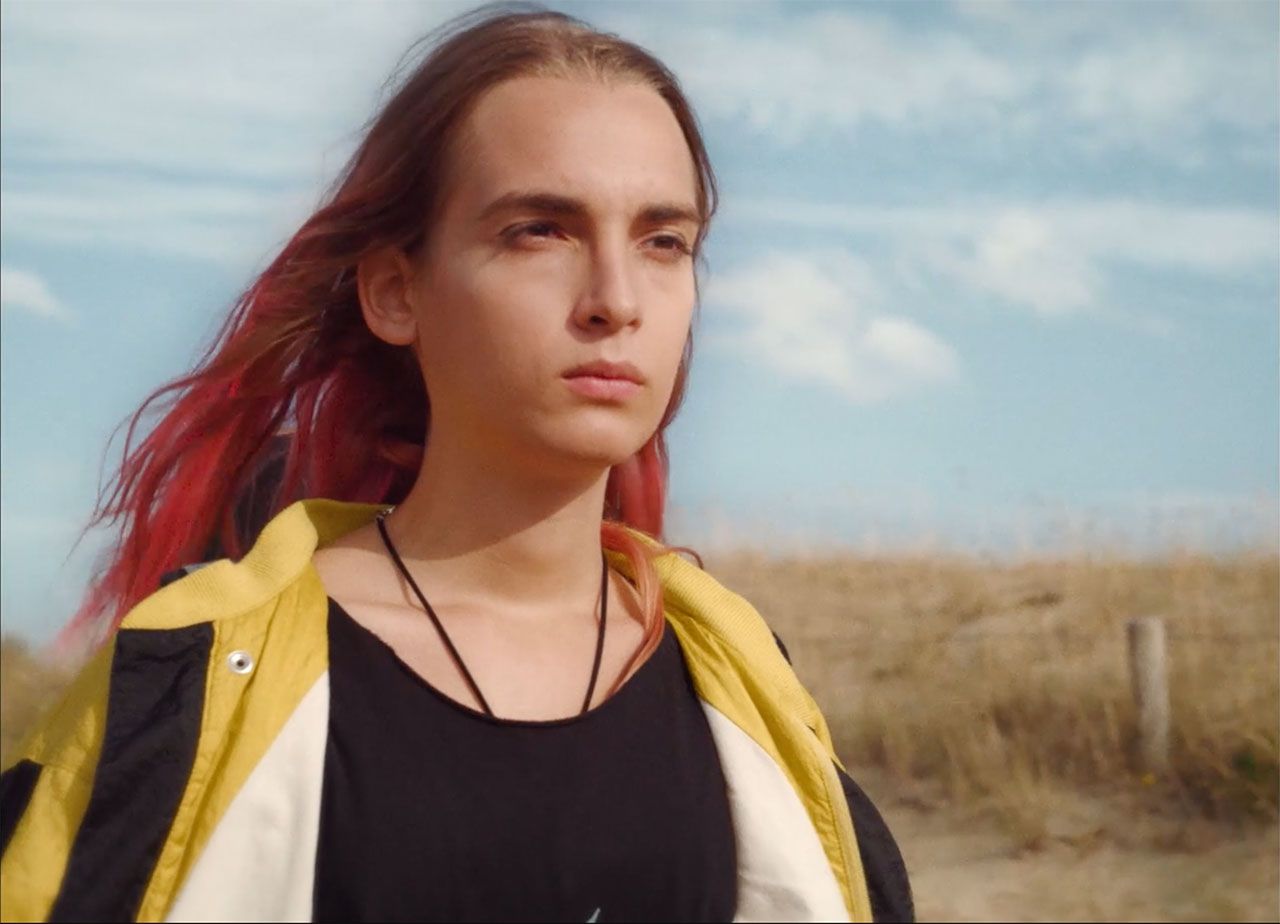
{"left": 55, "top": 2, "right": 718, "bottom": 697}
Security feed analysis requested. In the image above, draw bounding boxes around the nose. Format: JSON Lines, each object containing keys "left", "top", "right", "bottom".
{"left": 574, "top": 233, "right": 641, "bottom": 331}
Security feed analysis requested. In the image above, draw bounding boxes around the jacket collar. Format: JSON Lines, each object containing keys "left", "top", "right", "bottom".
{"left": 122, "top": 498, "right": 390, "bottom": 632}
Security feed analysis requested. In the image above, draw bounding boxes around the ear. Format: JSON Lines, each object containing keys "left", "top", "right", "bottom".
{"left": 356, "top": 245, "right": 420, "bottom": 347}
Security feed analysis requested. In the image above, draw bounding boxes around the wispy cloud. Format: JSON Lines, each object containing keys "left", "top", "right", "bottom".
{"left": 703, "top": 248, "right": 959, "bottom": 404}
{"left": 729, "top": 196, "right": 1278, "bottom": 322}
{"left": 0, "top": 167, "right": 319, "bottom": 269}
{"left": 649, "top": 7, "right": 1018, "bottom": 144}
{"left": 613, "top": 1, "right": 1277, "bottom": 162}
{"left": 0, "top": 266, "right": 73, "bottom": 325}
{"left": 0, "top": 1, "right": 465, "bottom": 179}
{"left": 0, "top": 1, "right": 468, "bottom": 265}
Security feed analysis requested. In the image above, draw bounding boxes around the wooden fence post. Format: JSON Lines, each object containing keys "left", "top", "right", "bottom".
{"left": 1127, "top": 616, "right": 1170, "bottom": 775}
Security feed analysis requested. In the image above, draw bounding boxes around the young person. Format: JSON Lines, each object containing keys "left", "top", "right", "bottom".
{"left": 0, "top": 4, "right": 913, "bottom": 921}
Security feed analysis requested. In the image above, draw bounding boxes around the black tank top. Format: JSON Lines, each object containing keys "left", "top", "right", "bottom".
{"left": 313, "top": 597, "right": 738, "bottom": 923}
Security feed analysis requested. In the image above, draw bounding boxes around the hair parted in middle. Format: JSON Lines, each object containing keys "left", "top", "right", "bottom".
{"left": 61, "top": 1, "right": 721, "bottom": 695}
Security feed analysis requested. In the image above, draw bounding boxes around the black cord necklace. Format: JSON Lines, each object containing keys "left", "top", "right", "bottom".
{"left": 373, "top": 509, "right": 608, "bottom": 718}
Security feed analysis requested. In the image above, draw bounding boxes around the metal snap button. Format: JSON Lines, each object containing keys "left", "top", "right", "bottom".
{"left": 227, "top": 650, "right": 255, "bottom": 675}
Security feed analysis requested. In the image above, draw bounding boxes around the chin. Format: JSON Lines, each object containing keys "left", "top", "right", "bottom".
{"left": 557, "top": 433, "right": 646, "bottom": 469}
{"left": 577, "top": 443, "right": 641, "bottom": 469}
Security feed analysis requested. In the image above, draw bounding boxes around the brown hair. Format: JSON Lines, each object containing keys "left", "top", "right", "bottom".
{"left": 61, "top": 1, "right": 719, "bottom": 697}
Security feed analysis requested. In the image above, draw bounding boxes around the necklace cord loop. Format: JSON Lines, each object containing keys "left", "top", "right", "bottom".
{"left": 373, "top": 510, "right": 608, "bottom": 719}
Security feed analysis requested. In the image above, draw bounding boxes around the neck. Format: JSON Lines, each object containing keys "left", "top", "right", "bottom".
{"left": 381, "top": 436, "right": 616, "bottom": 621}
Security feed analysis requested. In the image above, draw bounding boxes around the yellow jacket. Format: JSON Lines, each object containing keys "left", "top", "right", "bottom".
{"left": 1, "top": 498, "right": 910, "bottom": 922}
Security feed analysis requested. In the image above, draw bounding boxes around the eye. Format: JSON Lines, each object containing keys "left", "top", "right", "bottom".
{"left": 503, "top": 222, "right": 691, "bottom": 258}
{"left": 510, "top": 221, "right": 561, "bottom": 241}
{"left": 652, "top": 234, "right": 692, "bottom": 256}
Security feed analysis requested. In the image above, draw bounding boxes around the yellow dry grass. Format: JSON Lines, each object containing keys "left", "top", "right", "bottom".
{"left": 702, "top": 546, "right": 1279, "bottom": 847}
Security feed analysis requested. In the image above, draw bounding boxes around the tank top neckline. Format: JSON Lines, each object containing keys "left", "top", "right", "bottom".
{"left": 327, "top": 596, "right": 673, "bottom": 729}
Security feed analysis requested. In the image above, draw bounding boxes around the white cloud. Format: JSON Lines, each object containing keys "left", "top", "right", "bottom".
{"left": 1059, "top": 32, "right": 1276, "bottom": 167}
{"left": 0, "top": 1, "right": 467, "bottom": 180}
{"left": 0, "top": 267, "right": 73, "bottom": 324}
{"left": 702, "top": 248, "right": 960, "bottom": 405}
{"left": 928, "top": 208, "right": 1100, "bottom": 317}
{"left": 609, "top": 1, "right": 1276, "bottom": 161}
{"left": 1, "top": 167, "right": 320, "bottom": 270}
{"left": 628, "top": 7, "right": 1018, "bottom": 145}
{"left": 0, "top": 1, "right": 468, "bottom": 265}
{"left": 727, "top": 195, "right": 1278, "bottom": 320}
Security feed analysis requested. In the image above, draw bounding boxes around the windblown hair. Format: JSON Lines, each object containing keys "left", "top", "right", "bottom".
{"left": 56, "top": 1, "right": 718, "bottom": 697}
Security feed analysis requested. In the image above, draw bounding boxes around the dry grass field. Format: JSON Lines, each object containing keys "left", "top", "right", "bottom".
{"left": 705, "top": 545, "right": 1279, "bottom": 921}
{"left": 3, "top": 546, "right": 1277, "bottom": 921}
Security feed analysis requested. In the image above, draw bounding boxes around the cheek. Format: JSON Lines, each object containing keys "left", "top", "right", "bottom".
{"left": 659, "top": 299, "right": 695, "bottom": 369}
{"left": 464, "top": 310, "right": 565, "bottom": 409}
{"left": 417, "top": 265, "right": 544, "bottom": 369}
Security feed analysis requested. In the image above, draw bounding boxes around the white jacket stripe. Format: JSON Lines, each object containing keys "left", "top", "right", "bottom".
{"left": 165, "top": 674, "right": 329, "bottom": 923}
{"left": 700, "top": 703, "right": 849, "bottom": 922}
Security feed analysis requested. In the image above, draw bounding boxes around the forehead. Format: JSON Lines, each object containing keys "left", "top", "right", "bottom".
{"left": 445, "top": 75, "right": 699, "bottom": 221}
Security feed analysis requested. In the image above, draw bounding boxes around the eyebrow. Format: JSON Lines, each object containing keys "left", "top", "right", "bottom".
{"left": 475, "top": 190, "right": 702, "bottom": 231}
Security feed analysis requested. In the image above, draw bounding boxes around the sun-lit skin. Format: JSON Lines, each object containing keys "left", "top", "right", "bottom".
{"left": 311, "top": 75, "right": 702, "bottom": 718}
{"left": 404, "top": 76, "right": 700, "bottom": 489}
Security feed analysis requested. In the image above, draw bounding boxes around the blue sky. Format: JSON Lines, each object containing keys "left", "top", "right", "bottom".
{"left": 2, "top": 0, "right": 1277, "bottom": 642}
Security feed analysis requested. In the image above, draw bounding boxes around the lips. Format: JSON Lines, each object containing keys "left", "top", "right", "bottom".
{"left": 563, "top": 375, "right": 641, "bottom": 401}
{"left": 562, "top": 359, "right": 646, "bottom": 385}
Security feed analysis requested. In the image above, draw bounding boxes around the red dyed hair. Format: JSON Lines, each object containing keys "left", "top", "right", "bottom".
{"left": 56, "top": 2, "right": 718, "bottom": 698}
